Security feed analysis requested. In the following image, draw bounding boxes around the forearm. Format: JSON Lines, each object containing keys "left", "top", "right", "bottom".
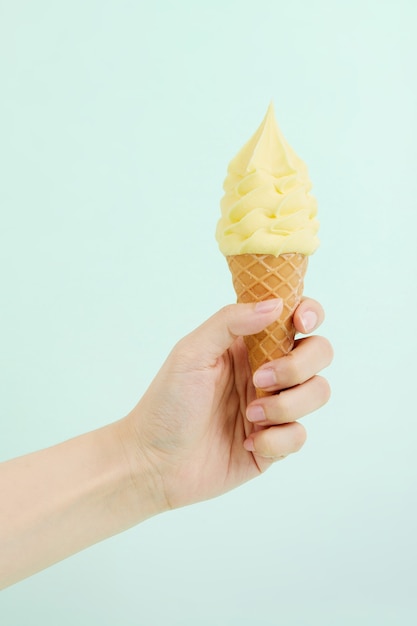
{"left": 0, "top": 418, "right": 161, "bottom": 589}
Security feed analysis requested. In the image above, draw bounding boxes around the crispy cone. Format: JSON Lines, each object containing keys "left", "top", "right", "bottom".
{"left": 227, "top": 253, "right": 308, "bottom": 397}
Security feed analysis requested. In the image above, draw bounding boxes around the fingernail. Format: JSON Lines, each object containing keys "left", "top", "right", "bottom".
{"left": 255, "top": 299, "right": 282, "bottom": 314}
{"left": 243, "top": 438, "right": 255, "bottom": 452}
{"left": 300, "top": 310, "right": 318, "bottom": 332}
{"left": 253, "top": 368, "right": 276, "bottom": 388}
{"left": 246, "top": 404, "right": 266, "bottom": 423}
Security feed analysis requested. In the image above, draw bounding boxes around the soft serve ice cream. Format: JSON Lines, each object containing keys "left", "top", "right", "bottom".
{"left": 216, "top": 104, "right": 319, "bottom": 391}
{"left": 216, "top": 103, "right": 319, "bottom": 257}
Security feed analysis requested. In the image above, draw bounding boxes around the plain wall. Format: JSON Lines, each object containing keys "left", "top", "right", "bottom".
{"left": 1, "top": 1, "right": 416, "bottom": 624}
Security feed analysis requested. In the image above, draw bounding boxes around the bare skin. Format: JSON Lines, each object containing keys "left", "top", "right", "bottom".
{"left": 126, "top": 297, "right": 333, "bottom": 509}
{"left": 0, "top": 298, "right": 333, "bottom": 588}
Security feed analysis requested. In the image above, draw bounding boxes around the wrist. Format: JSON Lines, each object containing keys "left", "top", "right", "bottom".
{"left": 113, "top": 415, "right": 170, "bottom": 521}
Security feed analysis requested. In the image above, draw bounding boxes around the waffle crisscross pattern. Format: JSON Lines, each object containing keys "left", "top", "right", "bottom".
{"left": 227, "top": 253, "right": 308, "bottom": 388}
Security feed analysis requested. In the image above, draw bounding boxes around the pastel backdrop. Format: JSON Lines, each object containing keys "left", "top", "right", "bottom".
{"left": 1, "top": 1, "right": 416, "bottom": 624}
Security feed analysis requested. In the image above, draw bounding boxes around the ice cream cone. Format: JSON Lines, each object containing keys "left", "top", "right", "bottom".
{"left": 227, "top": 253, "right": 308, "bottom": 396}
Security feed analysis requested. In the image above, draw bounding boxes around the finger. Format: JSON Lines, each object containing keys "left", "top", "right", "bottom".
{"left": 253, "top": 335, "right": 333, "bottom": 392}
{"left": 246, "top": 375, "right": 331, "bottom": 425}
{"left": 243, "top": 422, "right": 307, "bottom": 459}
{"left": 293, "top": 297, "right": 325, "bottom": 334}
{"left": 178, "top": 299, "right": 283, "bottom": 367}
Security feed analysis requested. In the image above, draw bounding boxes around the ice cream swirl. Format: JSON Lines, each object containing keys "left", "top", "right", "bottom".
{"left": 216, "top": 103, "right": 319, "bottom": 256}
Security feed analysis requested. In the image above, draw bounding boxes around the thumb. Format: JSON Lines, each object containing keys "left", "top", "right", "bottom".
{"left": 180, "top": 299, "right": 283, "bottom": 366}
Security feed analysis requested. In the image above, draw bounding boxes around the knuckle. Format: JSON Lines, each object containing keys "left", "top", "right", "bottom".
{"left": 171, "top": 335, "right": 190, "bottom": 357}
{"left": 217, "top": 304, "right": 236, "bottom": 335}
{"left": 314, "top": 375, "right": 331, "bottom": 404}
{"left": 169, "top": 340, "right": 183, "bottom": 364}
{"left": 284, "top": 351, "right": 302, "bottom": 383}
{"left": 169, "top": 337, "right": 195, "bottom": 370}
{"left": 219, "top": 304, "right": 234, "bottom": 321}
{"left": 272, "top": 391, "right": 293, "bottom": 423}
{"left": 323, "top": 338, "right": 334, "bottom": 364}
{"left": 218, "top": 304, "right": 230, "bottom": 318}
{"left": 316, "top": 336, "right": 334, "bottom": 365}
{"left": 292, "top": 422, "right": 307, "bottom": 451}
{"left": 254, "top": 431, "right": 275, "bottom": 459}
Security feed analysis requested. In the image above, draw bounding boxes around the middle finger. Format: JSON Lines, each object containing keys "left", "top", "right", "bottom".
{"left": 247, "top": 375, "right": 331, "bottom": 425}
{"left": 253, "top": 335, "right": 333, "bottom": 393}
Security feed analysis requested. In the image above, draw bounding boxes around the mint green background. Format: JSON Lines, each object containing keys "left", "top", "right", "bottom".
{"left": 1, "top": 1, "right": 416, "bottom": 624}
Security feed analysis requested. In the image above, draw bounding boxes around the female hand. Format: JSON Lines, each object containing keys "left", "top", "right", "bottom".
{"left": 0, "top": 297, "right": 333, "bottom": 587}
{"left": 125, "top": 298, "right": 333, "bottom": 512}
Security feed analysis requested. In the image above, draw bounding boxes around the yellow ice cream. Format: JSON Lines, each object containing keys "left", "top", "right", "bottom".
{"left": 216, "top": 103, "right": 319, "bottom": 256}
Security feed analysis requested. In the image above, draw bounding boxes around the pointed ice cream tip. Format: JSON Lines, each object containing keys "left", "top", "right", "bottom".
{"left": 215, "top": 103, "right": 319, "bottom": 257}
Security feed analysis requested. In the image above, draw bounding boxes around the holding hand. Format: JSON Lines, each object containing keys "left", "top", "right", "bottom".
{"left": 0, "top": 297, "right": 332, "bottom": 588}
{"left": 125, "top": 297, "right": 333, "bottom": 511}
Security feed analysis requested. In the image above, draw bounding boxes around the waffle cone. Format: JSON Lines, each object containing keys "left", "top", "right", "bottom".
{"left": 227, "top": 253, "right": 308, "bottom": 396}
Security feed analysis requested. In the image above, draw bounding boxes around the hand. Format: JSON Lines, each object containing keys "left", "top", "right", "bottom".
{"left": 124, "top": 298, "right": 333, "bottom": 512}
{"left": 0, "top": 298, "right": 332, "bottom": 587}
